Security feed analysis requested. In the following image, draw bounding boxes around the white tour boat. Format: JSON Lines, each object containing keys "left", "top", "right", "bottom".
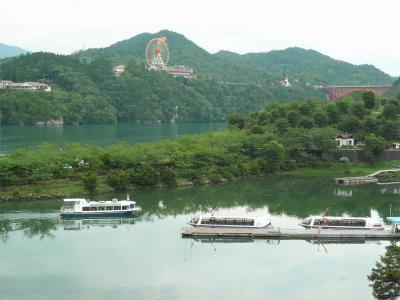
{"left": 188, "top": 215, "right": 272, "bottom": 228}
{"left": 60, "top": 196, "right": 139, "bottom": 218}
{"left": 299, "top": 215, "right": 384, "bottom": 230}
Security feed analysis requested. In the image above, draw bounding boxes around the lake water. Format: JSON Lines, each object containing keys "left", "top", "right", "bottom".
{"left": 0, "top": 122, "right": 225, "bottom": 153}
{"left": 1, "top": 177, "right": 399, "bottom": 300}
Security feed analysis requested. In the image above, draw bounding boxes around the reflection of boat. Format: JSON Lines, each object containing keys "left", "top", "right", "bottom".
{"left": 193, "top": 237, "right": 254, "bottom": 243}
{"left": 188, "top": 215, "right": 272, "bottom": 228}
{"left": 61, "top": 218, "right": 135, "bottom": 230}
{"left": 299, "top": 216, "right": 384, "bottom": 230}
{"left": 60, "top": 197, "right": 139, "bottom": 218}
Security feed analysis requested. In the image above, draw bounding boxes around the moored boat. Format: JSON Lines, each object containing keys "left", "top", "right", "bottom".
{"left": 188, "top": 215, "right": 272, "bottom": 228}
{"left": 60, "top": 196, "right": 139, "bottom": 218}
{"left": 299, "top": 215, "right": 384, "bottom": 230}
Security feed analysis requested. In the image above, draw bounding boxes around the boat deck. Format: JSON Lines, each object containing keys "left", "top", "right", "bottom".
{"left": 181, "top": 227, "right": 400, "bottom": 240}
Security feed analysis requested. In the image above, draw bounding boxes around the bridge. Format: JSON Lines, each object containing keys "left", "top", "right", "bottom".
{"left": 321, "top": 85, "right": 391, "bottom": 101}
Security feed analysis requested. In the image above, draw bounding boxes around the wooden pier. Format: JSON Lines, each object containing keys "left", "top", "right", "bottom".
{"left": 334, "top": 176, "right": 378, "bottom": 185}
{"left": 181, "top": 227, "right": 400, "bottom": 241}
{"left": 335, "top": 168, "right": 400, "bottom": 185}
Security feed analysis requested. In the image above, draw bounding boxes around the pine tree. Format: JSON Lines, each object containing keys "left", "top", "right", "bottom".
{"left": 368, "top": 242, "right": 400, "bottom": 300}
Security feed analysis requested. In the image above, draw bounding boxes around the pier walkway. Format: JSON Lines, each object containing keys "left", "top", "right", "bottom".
{"left": 181, "top": 227, "right": 400, "bottom": 241}
{"left": 335, "top": 168, "right": 400, "bottom": 185}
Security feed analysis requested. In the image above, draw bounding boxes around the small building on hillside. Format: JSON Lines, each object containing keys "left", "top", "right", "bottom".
{"left": 0, "top": 80, "right": 13, "bottom": 89}
{"left": 0, "top": 80, "right": 51, "bottom": 92}
{"left": 165, "top": 66, "right": 196, "bottom": 79}
{"left": 393, "top": 143, "right": 400, "bottom": 149}
{"left": 113, "top": 64, "right": 125, "bottom": 76}
{"left": 335, "top": 133, "right": 355, "bottom": 147}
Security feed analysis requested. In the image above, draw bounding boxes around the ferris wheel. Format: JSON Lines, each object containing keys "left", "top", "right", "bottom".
{"left": 145, "top": 37, "right": 170, "bottom": 70}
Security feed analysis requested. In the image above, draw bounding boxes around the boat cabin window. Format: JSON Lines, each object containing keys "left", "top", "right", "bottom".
{"left": 64, "top": 201, "right": 75, "bottom": 208}
{"left": 313, "top": 218, "right": 366, "bottom": 227}
{"left": 90, "top": 207, "right": 97, "bottom": 211}
{"left": 191, "top": 216, "right": 200, "bottom": 224}
{"left": 302, "top": 218, "right": 312, "bottom": 225}
{"left": 113, "top": 206, "right": 121, "bottom": 210}
{"left": 98, "top": 207, "right": 105, "bottom": 211}
{"left": 106, "top": 206, "right": 113, "bottom": 211}
{"left": 83, "top": 207, "right": 90, "bottom": 211}
{"left": 122, "top": 206, "right": 128, "bottom": 210}
{"left": 200, "top": 217, "right": 255, "bottom": 226}
{"left": 129, "top": 204, "right": 135, "bottom": 209}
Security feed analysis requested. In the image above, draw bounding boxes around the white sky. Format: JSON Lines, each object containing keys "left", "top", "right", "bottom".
{"left": 1, "top": 0, "right": 399, "bottom": 76}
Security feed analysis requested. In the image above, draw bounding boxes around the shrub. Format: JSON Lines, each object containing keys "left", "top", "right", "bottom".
{"left": 106, "top": 170, "right": 130, "bottom": 191}
{"left": 82, "top": 173, "right": 97, "bottom": 193}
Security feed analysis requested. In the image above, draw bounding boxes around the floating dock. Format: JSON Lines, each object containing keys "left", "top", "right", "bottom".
{"left": 334, "top": 176, "right": 378, "bottom": 185}
{"left": 181, "top": 227, "right": 400, "bottom": 241}
{"left": 335, "top": 168, "right": 400, "bottom": 185}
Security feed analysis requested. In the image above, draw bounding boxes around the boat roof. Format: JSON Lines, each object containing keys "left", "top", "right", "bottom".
{"left": 63, "top": 198, "right": 86, "bottom": 202}
{"left": 63, "top": 198, "right": 135, "bottom": 205}
{"left": 307, "top": 215, "right": 378, "bottom": 220}
{"left": 386, "top": 217, "right": 400, "bottom": 224}
{"left": 198, "top": 215, "right": 268, "bottom": 220}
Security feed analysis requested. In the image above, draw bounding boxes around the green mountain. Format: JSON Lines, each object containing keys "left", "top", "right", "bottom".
{"left": 0, "top": 30, "right": 395, "bottom": 125}
{"left": 0, "top": 42, "right": 27, "bottom": 59}
{"left": 0, "top": 52, "right": 322, "bottom": 125}
{"left": 76, "top": 30, "right": 394, "bottom": 85}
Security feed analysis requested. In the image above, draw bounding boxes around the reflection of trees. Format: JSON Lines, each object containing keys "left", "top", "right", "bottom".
{"left": 368, "top": 242, "right": 400, "bottom": 300}
{"left": 0, "top": 220, "right": 12, "bottom": 243}
{"left": 20, "top": 219, "right": 57, "bottom": 239}
{"left": 128, "top": 178, "right": 400, "bottom": 219}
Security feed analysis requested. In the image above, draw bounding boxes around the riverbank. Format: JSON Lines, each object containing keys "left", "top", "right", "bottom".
{"left": 2, "top": 161, "right": 399, "bottom": 202}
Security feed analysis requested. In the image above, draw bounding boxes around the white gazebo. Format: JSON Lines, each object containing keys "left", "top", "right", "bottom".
{"left": 335, "top": 133, "right": 355, "bottom": 147}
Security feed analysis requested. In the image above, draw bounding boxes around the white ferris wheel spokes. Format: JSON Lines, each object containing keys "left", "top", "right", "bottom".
{"left": 145, "top": 37, "right": 170, "bottom": 70}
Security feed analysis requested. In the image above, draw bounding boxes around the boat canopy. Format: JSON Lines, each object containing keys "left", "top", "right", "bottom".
{"left": 386, "top": 217, "right": 400, "bottom": 224}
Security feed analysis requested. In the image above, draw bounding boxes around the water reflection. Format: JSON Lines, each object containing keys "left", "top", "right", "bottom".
{"left": 1, "top": 177, "right": 399, "bottom": 300}
{"left": 61, "top": 218, "right": 135, "bottom": 231}
{"left": 0, "top": 216, "right": 136, "bottom": 242}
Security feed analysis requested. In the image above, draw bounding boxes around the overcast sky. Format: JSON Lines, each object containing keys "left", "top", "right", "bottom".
{"left": 1, "top": 0, "right": 399, "bottom": 76}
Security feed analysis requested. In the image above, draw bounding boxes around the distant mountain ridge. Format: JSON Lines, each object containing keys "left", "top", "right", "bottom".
{"left": 75, "top": 30, "right": 394, "bottom": 86}
{"left": 0, "top": 42, "right": 27, "bottom": 59}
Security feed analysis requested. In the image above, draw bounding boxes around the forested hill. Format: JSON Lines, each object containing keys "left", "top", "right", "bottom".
{"left": 0, "top": 52, "right": 322, "bottom": 125}
{"left": 387, "top": 77, "right": 400, "bottom": 97}
{"left": 76, "top": 30, "right": 394, "bottom": 85}
{"left": 0, "top": 42, "right": 28, "bottom": 59}
{"left": 0, "top": 30, "right": 395, "bottom": 125}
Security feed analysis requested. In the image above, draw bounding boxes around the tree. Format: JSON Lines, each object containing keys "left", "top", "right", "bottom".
{"left": 286, "top": 111, "right": 298, "bottom": 127}
{"left": 313, "top": 110, "right": 329, "bottom": 127}
{"left": 351, "top": 102, "right": 367, "bottom": 119}
{"left": 106, "top": 170, "right": 130, "bottom": 191}
{"left": 274, "top": 118, "right": 289, "bottom": 135}
{"left": 258, "top": 141, "right": 285, "bottom": 173}
{"left": 364, "top": 134, "right": 390, "bottom": 158}
{"left": 82, "top": 173, "right": 97, "bottom": 193}
{"left": 228, "top": 113, "right": 245, "bottom": 129}
{"left": 368, "top": 242, "right": 400, "bottom": 300}
{"left": 298, "top": 117, "right": 314, "bottom": 129}
{"left": 338, "top": 115, "right": 362, "bottom": 133}
{"left": 362, "top": 91, "right": 376, "bottom": 109}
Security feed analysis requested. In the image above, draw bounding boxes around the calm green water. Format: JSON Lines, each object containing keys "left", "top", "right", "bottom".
{"left": 1, "top": 177, "right": 400, "bottom": 300}
{"left": 0, "top": 123, "right": 225, "bottom": 153}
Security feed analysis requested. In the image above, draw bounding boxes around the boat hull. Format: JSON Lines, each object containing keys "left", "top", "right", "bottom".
{"left": 61, "top": 210, "right": 134, "bottom": 218}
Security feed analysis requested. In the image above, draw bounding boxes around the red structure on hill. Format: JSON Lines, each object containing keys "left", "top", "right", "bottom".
{"left": 321, "top": 86, "right": 391, "bottom": 101}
